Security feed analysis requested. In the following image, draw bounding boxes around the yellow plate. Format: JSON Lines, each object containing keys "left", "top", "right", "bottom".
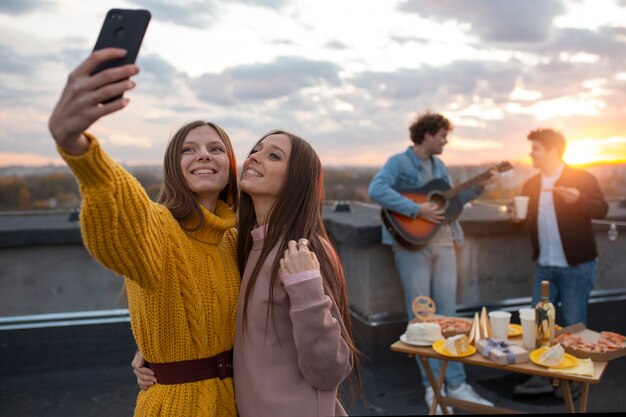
{"left": 432, "top": 340, "right": 476, "bottom": 358}
{"left": 508, "top": 324, "right": 523, "bottom": 337}
{"left": 530, "top": 347, "right": 579, "bottom": 369}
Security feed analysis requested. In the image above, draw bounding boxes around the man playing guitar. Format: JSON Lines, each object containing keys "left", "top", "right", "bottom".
{"left": 368, "top": 112, "right": 499, "bottom": 412}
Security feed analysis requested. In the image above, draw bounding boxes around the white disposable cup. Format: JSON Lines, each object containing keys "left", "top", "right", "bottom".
{"left": 489, "top": 311, "right": 511, "bottom": 341}
{"left": 519, "top": 308, "right": 536, "bottom": 350}
{"left": 519, "top": 308, "right": 535, "bottom": 320}
{"left": 514, "top": 196, "right": 530, "bottom": 220}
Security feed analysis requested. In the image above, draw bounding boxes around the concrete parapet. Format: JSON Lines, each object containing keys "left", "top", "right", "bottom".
{"left": 323, "top": 201, "right": 626, "bottom": 325}
{"left": 1, "top": 202, "right": 625, "bottom": 320}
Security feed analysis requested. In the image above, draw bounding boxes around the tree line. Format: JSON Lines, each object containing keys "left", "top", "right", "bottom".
{"left": 0, "top": 164, "right": 623, "bottom": 211}
{"left": 0, "top": 167, "right": 382, "bottom": 211}
{"left": 0, "top": 170, "right": 162, "bottom": 211}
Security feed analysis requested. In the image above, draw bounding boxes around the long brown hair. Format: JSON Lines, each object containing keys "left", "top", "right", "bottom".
{"left": 155, "top": 121, "right": 238, "bottom": 229}
{"left": 237, "top": 130, "right": 362, "bottom": 394}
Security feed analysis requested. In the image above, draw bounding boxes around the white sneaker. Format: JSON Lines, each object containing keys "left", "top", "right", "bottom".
{"left": 446, "top": 383, "right": 493, "bottom": 406}
{"left": 425, "top": 385, "right": 454, "bottom": 415}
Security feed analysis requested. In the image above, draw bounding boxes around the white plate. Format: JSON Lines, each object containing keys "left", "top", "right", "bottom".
{"left": 400, "top": 333, "right": 438, "bottom": 347}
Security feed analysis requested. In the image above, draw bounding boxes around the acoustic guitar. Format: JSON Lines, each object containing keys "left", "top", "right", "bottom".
{"left": 381, "top": 161, "right": 513, "bottom": 248}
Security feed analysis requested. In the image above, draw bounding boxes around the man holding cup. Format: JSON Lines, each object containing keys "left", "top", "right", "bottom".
{"left": 511, "top": 128, "right": 608, "bottom": 397}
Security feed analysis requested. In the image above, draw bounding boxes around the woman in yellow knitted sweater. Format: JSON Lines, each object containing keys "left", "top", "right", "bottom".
{"left": 48, "top": 48, "right": 240, "bottom": 416}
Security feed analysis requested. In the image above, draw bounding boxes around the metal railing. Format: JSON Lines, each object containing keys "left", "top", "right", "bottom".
{"left": 350, "top": 288, "right": 626, "bottom": 326}
{"left": 2, "top": 289, "right": 626, "bottom": 331}
{"left": 0, "top": 309, "right": 130, "bottom": 331}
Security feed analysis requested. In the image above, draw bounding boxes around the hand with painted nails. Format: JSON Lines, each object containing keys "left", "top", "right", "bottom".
{"left": 280, "top": 239, "right": 319, "bottom": 275}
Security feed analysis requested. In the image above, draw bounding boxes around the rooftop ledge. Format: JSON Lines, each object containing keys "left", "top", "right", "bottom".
{"left": 1, "top": 201, "right": 625, "bottom": 326}
{"left": 1, "top": 199, "right": 624, "bottom": 248}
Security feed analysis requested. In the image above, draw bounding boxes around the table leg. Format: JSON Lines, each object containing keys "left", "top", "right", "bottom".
{"left": 579, "top": 383, "right": 590, "bottom": 413}
{"left": 562, "top": 379, "right": 575, "bottom": 413}
{"left": 437, "top": 360, "right": 448, "bottom": 391}
{"left": 418, "top": 356, "right": 450, "bottom": 415}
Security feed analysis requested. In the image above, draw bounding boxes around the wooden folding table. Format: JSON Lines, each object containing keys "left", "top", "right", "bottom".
{"left": 391, "top": 339, "right": 608, "bottom": 414}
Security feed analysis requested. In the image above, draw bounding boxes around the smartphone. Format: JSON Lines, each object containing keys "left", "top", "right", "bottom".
{"left": 91, "top": 9, "right": 151, "bottom": 103}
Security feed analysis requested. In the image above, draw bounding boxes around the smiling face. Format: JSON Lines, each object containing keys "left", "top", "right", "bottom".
{"left": 179, "top": 125, "right": 230, "bottom": 207}
{"left": 239, "top": 133, "right": 292, "bottom": 200}
{"left": 423, "top": 128, "right": 449, "bottom": 155}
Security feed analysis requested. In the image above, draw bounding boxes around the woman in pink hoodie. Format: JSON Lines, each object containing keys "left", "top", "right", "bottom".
{"left": 135, "top": 130, "right": 360, "bottom": 416}
{"left": 234, "top": 130, "right": 358, "bottom": 417}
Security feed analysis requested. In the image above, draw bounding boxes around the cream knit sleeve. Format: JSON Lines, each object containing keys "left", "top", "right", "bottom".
{"left": 59, "top": 133, "right": 165, "bottom": 289}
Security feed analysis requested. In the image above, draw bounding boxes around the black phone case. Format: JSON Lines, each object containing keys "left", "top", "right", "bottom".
{"left": 91, "top": 9, "right": 151, "bottom": 103}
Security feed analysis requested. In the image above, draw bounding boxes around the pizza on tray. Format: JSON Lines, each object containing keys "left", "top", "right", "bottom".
{"left": 419, "top": 317, "right": 472, "bottom": 336}
{"left": 555, "top": 331, "right": 626, "bottom": 353}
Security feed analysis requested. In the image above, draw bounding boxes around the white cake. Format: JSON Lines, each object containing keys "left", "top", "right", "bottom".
{"left": 405, "top": 322, "right": 444, "bottom": 345}
{"left": 538, "top": 343, "right": 564, "bottom": 366}
{"left": 444, "top": 334, "right": 470, "bottom": 355}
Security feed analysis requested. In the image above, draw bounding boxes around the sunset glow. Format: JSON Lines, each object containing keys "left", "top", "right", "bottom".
{"left": 2, "top": 1, "right": 626, "bottom": 169}
{"left": 563, "top": 137, "right": 626, "bottom": 166}
{"left": 0, "top": 152, "right": 63, "bottom": 167}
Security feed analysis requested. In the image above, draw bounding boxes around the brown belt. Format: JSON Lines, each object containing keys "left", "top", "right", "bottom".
{"left": 146, "top": 349, "right": 233, "bottom": 385}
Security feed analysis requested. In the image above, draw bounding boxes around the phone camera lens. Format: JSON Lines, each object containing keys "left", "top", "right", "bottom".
{"left": 111, "top": 13, "right": 122, "bottom": 20}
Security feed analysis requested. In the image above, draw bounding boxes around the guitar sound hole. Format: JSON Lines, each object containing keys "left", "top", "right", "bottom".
{"left": 429, "top": 193, "right": 447, "bottom": 209}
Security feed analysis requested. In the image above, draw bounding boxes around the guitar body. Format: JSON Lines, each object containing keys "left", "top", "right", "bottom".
{"left": 380, "top": 161, "right": 512, "bottom": 249}
{"left": 381, "top": 179, "right": 464, "bottom": 248}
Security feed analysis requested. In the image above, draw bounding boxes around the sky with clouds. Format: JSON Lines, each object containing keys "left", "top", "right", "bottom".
{"left": 1, "top": 0, "right": 626, "bottom": 167}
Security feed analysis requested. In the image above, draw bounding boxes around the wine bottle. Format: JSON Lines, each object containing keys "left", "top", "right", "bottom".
{"left": 535, "top": 280, "right": 556, "bottom": 347}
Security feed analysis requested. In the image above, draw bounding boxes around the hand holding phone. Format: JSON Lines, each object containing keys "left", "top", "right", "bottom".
{"left": 91, "top": 9, "right": 151, "bottom": 103}
{"left": 49, "top": 49, "right": 140, "bottom": 154}
{"left": 49, "top": 9, "right": 150, "bottom": 153}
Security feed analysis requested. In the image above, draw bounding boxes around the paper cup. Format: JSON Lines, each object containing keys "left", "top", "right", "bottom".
{"left": 519, "top": 308, "right": 536, "bottom": 350}
{"left": 514, "top": 196, "right": 530, "bottom": 220}
{"left": 489, "top": 311, "right": 511, "bottom": 341}
{"left": 518, "top": 308, "right": 534, "bottom": 320}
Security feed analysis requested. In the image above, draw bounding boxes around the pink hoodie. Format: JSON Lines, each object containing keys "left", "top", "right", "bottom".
{"left": 233, "top": 226, "right": 353, "bottom": 417}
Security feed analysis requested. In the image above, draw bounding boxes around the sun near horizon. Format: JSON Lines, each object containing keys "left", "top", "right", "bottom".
{"left": 562, "top": 136, "right": 626, "bottom": 166}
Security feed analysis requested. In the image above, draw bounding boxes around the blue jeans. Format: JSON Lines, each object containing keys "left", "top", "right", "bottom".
{"left": 531, "top": 259, "right": 597, "bottom": 326}
{"left": 393, "top": 244, "right": 467, "bottom": 389}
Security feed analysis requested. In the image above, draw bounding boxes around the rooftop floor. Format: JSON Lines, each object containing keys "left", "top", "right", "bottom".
{"left": 1, "top": 300, "right": 625, "bottom": 416}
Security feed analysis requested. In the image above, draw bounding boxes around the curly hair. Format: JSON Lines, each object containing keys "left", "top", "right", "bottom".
{"left": 409, "top": 112, "right": 453, "bottom": 145}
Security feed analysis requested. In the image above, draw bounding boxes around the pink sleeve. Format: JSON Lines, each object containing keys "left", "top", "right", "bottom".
{"left": 279, "top": 269, "right": 320, "bottom": 287}
{"left": 284, "top": 276, "right": 353, "bottom": 390}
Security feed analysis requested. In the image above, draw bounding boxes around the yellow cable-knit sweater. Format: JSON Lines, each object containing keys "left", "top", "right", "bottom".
{"left": 59, "top": 133, "right": 239, "bottom": 417}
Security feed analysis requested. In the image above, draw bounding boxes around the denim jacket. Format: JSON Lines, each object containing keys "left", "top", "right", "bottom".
{"left": 368, "top": 146, "right": 483, "bottom": 247}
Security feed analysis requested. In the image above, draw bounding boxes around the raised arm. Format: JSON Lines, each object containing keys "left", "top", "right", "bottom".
{"left": 49, "top": 48, "right": 139, "bottom": 155}
{"left": 49, "top": 50, "right": 165, "bottom": 288}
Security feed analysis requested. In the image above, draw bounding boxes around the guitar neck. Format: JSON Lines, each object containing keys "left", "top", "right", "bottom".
{"left": 443, "top": 170, "right": 491, "bottom": 199}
